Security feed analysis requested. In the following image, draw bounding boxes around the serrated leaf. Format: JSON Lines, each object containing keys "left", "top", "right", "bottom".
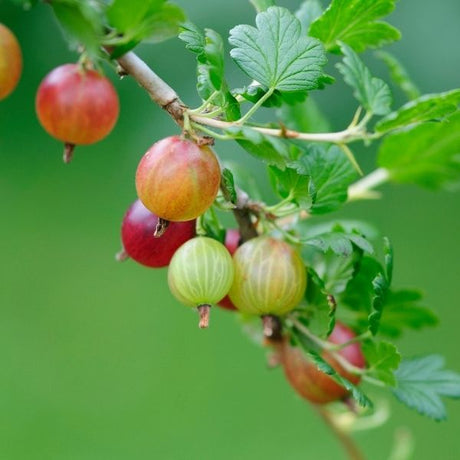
{"left": 393, "top": 355, "right": 460, "bottom": 421}
{"left": 368, "top": 272, "right": 388, "bottom": 335}
{"left": 303, "top": 347, "right": 373, "bottom": 408}
{"left": 362, "top": 340, "right": 401, "bottom": 386}
{"left": 268, "top": 166, "right": 311, "bottom": 209}
{"left": 337, "top": 43, "right": 392, "bottom": 116}
{"left": 106, "top": 0, "right": 185, "bottom": 54}
{"left": 295, "top": 0, "right": 323, "bottom": 34}
{"left": 292, "top": 144, "right": 359, "bottom": 214}
{"left": 379, "top": 289, "right": 438, "bottom": 338}
{"left": 375, "top": 89, "right": 460, "bottom": 133}
{"left": 52, "top": 0, "right": 104, "bottom": 54}
{"left": 306, "top": 228, "right": 374, "bottom": 257}
{"left": 378, "top": 111, "right": 460, "bottom": 189}
{"left": 383, "top": 236, "right": 393, "bottom": 285}
{"left": 376, "top": 51, "right": 420, "bottom": 101}
{"left": 302, "top": 246, "right": 360, "bottom": 296}
{"left": 225, "top": 126, "right": 290, "bottom": 169}
{"left": 229, "top": 6, "right": 327, "bottom": 92}
{"left": 309, "top": 0, "right": 401, "bottom": 53}
{"left": 221, "top": 168, "right": 237, "bottom": 205}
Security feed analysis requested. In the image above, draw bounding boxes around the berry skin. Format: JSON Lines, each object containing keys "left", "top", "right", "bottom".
{"left": 120, "top": 199, "right": 196, "bottom": 268}
{"left": 168, "top": 237, "right": 234, "bottom": 328}
{"left": 135, "top": 136, "right": 221, "bottom": 222}
{"left": 228, "top": 236, "right": 307, "bottom": 316}
{"left": 0, "top": 24, "right": 22, "bottom": 100}
{"left": 35, "top": 64, "right": 119, "bottom": 161}
{"left": 279, "top": 322, "right": 366, "bottom": 404}
{"left": 217, "top": 229, "right": 241, "bottom": 311}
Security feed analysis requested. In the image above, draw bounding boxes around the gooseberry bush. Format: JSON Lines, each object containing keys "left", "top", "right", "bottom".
{"left": 3, "top": 0, "right": 460, "bottom": 458}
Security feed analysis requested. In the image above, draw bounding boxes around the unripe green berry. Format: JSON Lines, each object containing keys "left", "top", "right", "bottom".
{"left": 168, "top": 237, "right": 235, "bottom": 328}
{"left": 228, "top": 236, "right": 307, "bottom": 316}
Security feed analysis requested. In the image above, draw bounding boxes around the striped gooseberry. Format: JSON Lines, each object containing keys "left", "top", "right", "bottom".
{"left": 35, "top": 63, "right": 119, "bottom": 162}
{"left": 135, "top": 136, "right": 221, "bottom": 222}
{"left": 0, "top": 23, "right": 22, "bottom": 100}
{"left": 118, "top": 199, "right": 196, "bottom": 268}
{"left": 228, "top": 236, "right": 307, "bottom": 316}
{"left": 168, "top": 237, "right": 234, "bottom": 328}
{"left": 279, "top": 322, "right": 366, "bottom": 404}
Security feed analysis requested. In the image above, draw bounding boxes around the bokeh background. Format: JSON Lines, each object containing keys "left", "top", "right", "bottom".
{"left": 1, "top": 0, "right": 459, "bottom": 459}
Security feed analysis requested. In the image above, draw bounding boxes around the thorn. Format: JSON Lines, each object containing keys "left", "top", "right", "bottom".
{"left": 197, "top": 304, "right": 211, "bottom": 329}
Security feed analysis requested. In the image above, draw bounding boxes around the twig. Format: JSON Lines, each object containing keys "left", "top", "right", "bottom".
{"left": 313, "top": 405, "right": 366, "bottom": 460}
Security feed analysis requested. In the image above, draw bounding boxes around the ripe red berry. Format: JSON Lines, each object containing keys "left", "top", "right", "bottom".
{"left": 35, "top": 63, "right": 119, "bottom": 162}
{"left": 135, "top": 136, "right": 221, "bottom": 222}
{"left": 119, "top": 199, "right": 196, "bottom": 268}
{"left": 279, "top": 322, "right": 366, "bottom": 404}
{"left": 229, "top": 236, "right": 307, "bottom": 315}
{"left": 217, "top": 229, "right": 241, "bottom": 311}
{"left": 0, "top": 23, "right": 22, "bottom": 100}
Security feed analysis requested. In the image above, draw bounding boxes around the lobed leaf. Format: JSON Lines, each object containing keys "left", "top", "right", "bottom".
{"left": 393, "top": 355, "right": 460, "bottom": 421}
{"left": 291, "top": 144, "right": 359, "bottom": 214}
{"left": 376, "top": 51, "right": 420, "bottom": 100}
{"left": 229, "top": 6, "right": 327, "bottom": 92}
{"left": 309, "top": 0, "right": 401, "bottom": 53}
{"left": 375, "top": 89, "right": 460, "bottom": 133}
{"left": 295, "top": 0, "right": 324, "bottom": 34}
{"left": 378, "top": 111, "right": 460, "bottom": 189}
{"left": 268, "top": 166, "right": 312, "bottom": 209}
{"left": 337, "top": 43, "right": 392, "bottom": 116}
{"left": 362, "top": 340, "right": 401, "bottom": 386}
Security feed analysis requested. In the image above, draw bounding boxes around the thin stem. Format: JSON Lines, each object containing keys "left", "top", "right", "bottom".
{"left": 348, "top": 168, "right": 390, "bottom": 201}
{"left": 313, "top": 406, "right": 366, "bottom": 460}
{"left": 339, "top": 143, "right": 364, "bottom": 176}
{"left": 190, "top": 114, "right": 363, "bottom": 143}
{"left": 237, "top": 87, "right": 275, "bottom": 124}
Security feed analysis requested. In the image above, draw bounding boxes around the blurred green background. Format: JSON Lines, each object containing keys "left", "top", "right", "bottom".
{"left": 1, "top": 1, "right": 459, "bottom": 459}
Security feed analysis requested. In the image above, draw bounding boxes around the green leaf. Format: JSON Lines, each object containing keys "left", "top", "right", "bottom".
{"left": 52, "top": 0, "right": 104, "bottom": 55}
{"left": 378, "top": 111, "right": 460, "bottom": 189}
{"left": 368, "top": 272, "right": 388, "bottom": 335}
{"left": 297, "top": 345, "right": 372, "bottom": 408}
{"left": 309, "top": 0, "right": 401, "bottom": 53}
{"left": 221, "top": 168, "right": 237, "bottom": 205}
{"left": 7, "top": 0, "right": 38, "bottom": 8}
{"left": 292, "top": 145, "right": 359, "bottom": 214}
{"left": 302, "top": 270, "right": 336, "bottom": 338}
{"left": 106, "top": 0, "right": 185, "bottom": 56}
{"left": 225, "top": 126, "right": 291, "bottom": 169}
{"left": 375, "top": 89, "right": 460, "bottom": 133}
{"left": 277, "top": 97, "right": 331, "bottom": 133}
{"left": 268, "top": 166, "right": 311, "bottom": 209}
{"left": 337, "top": 43, "right": 392, "bottom": 116}
{"left": 295, "top": 0, "right": 324, "bottom": 34}
{"left": 375, "top": 51, "right": 420, "bottom": 100}
{"left": 302, "top": 246, "right": 360, "bottom": 296}
{"left": 229, "top": 6, "right": 327, "bottom": 92}
{"left": 306, "top": 229, "right": 374, "bottom": 257}
{"left": 249, "top": 0, "right": 275, "bottom": 12}
{"left": 383, "top": 236, "right": 393, "bottom": 285}
{"left": 393, "top": 355, "right": 460, "bottom": 421}
{"left": 379, "top": 289, "right": 438, "bottom": 338}
{"left": 362, "top": 340, "right": 401, "bottom": 386}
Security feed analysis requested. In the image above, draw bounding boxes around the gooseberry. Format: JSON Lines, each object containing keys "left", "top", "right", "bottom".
{"left": 135, "top": 136, "right": 221, "bottom": 222}
{"left": 228, "top": 236, "right": 307, "bottom": 316}
{"left": 168, "top": 237, "right": 234, "bottom": 328}
{"left": 35, "top": 63, "right": 119, "bottom": 162}
{"left": 279, "top": 322, "right": 366, "bottom": 404}
{"left": 119, "top": 199, "right": 196, "bottom": 267}
{"left": 0, "top": 23, "right": 22, "bottom": 100}
{"left": 217, "top": 229, "right": 241, "bottom": 311}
